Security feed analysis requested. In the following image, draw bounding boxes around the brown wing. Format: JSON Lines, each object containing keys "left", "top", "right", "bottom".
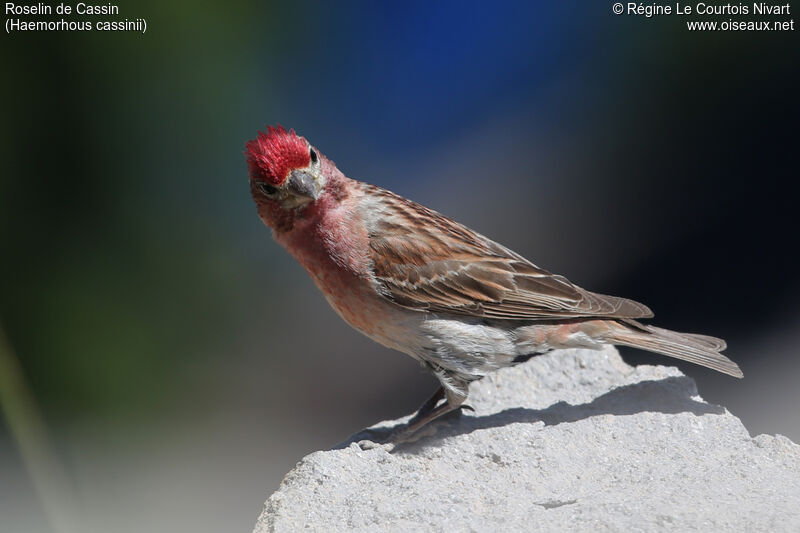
{"left": 364, "top": 185, "right": 653, "bottom": 321}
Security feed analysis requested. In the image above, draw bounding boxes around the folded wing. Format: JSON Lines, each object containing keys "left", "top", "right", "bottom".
{"left": 364, "top": 185, "right": 653, "bottom": 321}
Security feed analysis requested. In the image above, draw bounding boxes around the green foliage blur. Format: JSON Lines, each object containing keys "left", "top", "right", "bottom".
{"left": 0, "top": 0, "right": 298, "bottom": 420}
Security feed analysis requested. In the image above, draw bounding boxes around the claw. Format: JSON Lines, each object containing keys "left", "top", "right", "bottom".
{"left": 357, "top": 439, "right": 393, "bottom": 452}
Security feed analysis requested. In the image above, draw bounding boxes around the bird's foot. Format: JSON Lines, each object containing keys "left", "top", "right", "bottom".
{"left": 354, "top": 387, "right": 472, "bottom": 451}
{"left": 356, "top": 438, "right": 395, "bottom": 452}
{"left": 355, "top": 418, "right": 442, "bottom": 451}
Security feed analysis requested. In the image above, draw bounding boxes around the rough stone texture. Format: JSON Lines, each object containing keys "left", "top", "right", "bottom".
{"left": 254, "top": 346, "right": 800, "bottom": 532}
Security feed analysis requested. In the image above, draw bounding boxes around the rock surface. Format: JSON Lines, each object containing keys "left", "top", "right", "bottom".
{"left": 254, "top": 346, "right": 800, "bottom": 532}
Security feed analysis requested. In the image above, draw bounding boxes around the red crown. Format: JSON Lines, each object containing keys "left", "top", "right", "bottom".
{"left": 245, "top": 125, "right": 310, "bottom": 185}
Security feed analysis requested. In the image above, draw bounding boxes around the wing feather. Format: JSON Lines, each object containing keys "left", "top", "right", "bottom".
{"left": 363, "top": 185, "right": 653, "bottom": 321}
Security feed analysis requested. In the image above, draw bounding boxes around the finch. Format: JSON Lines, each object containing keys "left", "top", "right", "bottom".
{"left": 245, "top": 126, "right": 742, "bottom": 442}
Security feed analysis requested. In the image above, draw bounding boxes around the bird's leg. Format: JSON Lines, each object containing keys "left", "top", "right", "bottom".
{"left": 408, "top": 386, "right": 475, "bottom": 427}
{"left": 389, "top": 382, "right": 468, "bottom": 444}
{"left": 398, "top": 397, "right": 463, "bottom": 439}
{"left": 407, "top": 385, "right": 445, "bottom": 425}
{"left": 358, "top": 381, "right": 469, "bottom": 450}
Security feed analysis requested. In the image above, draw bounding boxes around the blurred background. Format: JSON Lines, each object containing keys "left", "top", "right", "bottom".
{"left": 1, "top": 1, "right": 798, "bottom": 532}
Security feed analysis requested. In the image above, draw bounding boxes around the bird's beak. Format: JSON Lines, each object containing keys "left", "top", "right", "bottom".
{"left": 287, "top": 169, "right": 321, "bottom": 201}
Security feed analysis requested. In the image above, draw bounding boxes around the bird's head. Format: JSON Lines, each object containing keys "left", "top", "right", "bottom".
{"left": 245, "top": 126, "right": 327, "bottom": 229}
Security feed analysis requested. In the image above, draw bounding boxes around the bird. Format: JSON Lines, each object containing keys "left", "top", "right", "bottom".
{"left": 245, "top": 125, "right": 742, "bottom": 443}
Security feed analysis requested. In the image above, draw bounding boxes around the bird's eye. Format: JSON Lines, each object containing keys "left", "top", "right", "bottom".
{"left": 258, "top": 182, "right": 278, "bottom": 196}
{"left": 309, "top": 148, "right": 318, "bottom": 164}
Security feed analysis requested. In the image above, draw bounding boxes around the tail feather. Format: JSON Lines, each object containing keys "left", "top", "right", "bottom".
{"left": 607, "top": 324, "right": 742, "bottom": 378}
{"left": 644, "top": 325, "right": 728, "bottom": 352}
